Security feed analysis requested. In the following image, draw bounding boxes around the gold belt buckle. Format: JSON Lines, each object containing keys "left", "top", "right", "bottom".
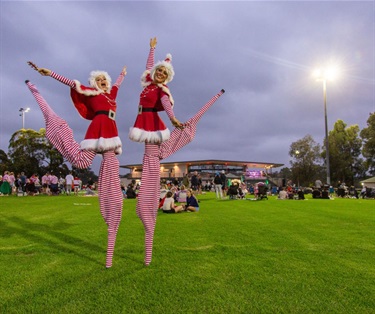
{"left": 108, "top": 109, "right": 116, "bottom": 121}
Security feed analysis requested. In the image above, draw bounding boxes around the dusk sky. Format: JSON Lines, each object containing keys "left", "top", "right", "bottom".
{"left": 1, "top": 1, "right": 374, "bottom": 175}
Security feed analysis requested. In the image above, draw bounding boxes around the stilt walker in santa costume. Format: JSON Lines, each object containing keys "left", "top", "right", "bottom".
{"left": 129, "top": 37, "right": 225, "bottom": 266}
{"left": 26, "top": 62, "right": 127, "bottom": 268}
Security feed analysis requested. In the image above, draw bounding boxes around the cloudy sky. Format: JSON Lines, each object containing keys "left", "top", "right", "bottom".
{"left": 1, "top": 0, "right": 374, "bottom": 175}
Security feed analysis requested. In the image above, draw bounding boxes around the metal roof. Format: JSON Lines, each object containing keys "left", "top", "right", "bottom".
{"left": 120, "top": 159, "right": 284, "bottom": 170}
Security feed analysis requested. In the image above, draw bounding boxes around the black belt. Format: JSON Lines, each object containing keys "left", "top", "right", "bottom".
{"left": 95, "top": 110, "right": 116, "bottom": 120}
{"left": 95, "top": 111, "right": 110, "bottom": 116}
{"left": 138, "top": 106, "right": 158, "bottom": 114}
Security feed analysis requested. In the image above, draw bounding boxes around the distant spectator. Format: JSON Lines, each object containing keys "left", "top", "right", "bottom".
{"left": 0, "top": 171, "right": 12, "bottom": 195}
{"left": 160, "top": 184, "right": 169, "bottom": 200}
{"left": 220, "top": 170, "right": 227, "bottom": 196}
{"left": 360, "top": 186, "right": 367, "bottom": 199}
{"left": 162, "top": 191, "right": 184, "bottom": 213}
{"left": 348, "top": 186, "right": 358, "bottom": 199}
{"left": 41, "top": 172, "right": 51, "bottom": 194}
{"left": 176, "top": 185, "right": 188, "bottom": 203}
{"left": 278, "top": 187, "right": 288, "bottom": 200}
{"left": 312, "top": 187, "right": 321, "bottom": 199}
{"left": 126, "top": 185, "right": 137, "bottom": 199}
{"left": 321, "top": 188, "right": 330, "bottom": 199}
{"left": 182, "top": 173, "right": 190, "bottom": 189}
{"left": 315, "top": 179, "right": 323, "bottom": 190}
{"left": 73, "top": 177, "right": 81, "bottom": 195}
{"left": 50, "top": 174, "right": 59, "bottom": 195}
{"left": 297, "top": 189, "right": 305, "bottom": 200}
{"left": 213, "top": 172, "right": 223, "bottom": 199}
{"left": 85, "top": 186, "right": 96, "bottom": 196}
{"left": 191, "top": 171, "right": 199, "bottom": 191}
{"left": 65, "top": 172, "right": 74, "bottom": 195}
{"left": 271, "top": 186, "right": 278, "bottom": 195}
{"left": 185, "top": 189, "right": 200, "bottom": 212}
{"left": 329, "top": 185, "right": 334, "bottom": 196}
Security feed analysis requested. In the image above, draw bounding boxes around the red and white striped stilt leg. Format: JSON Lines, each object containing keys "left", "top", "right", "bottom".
{"left": 136, "top": 144, "right": 160, "bottom": 266}
{"left": 160, "top": 89, "right": 225, "bottom": 159}
{"left": 98, "top": 151, "right": 124, "bottom": 268}
{"left": 137, "top": 90, "right": 224, "bottom": 266}
{"left": 25, "top": 80, "right": 96, "bottom": 168}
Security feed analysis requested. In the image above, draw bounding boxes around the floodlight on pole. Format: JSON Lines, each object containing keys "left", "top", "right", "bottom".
{"left": 313, "top": 66, "right": 338, "bottom": 185}
{"left": 19, "top": 107, "right": 30, "bottom": 129}
{"left": 295, "top": 150, "right": 300, "bottom": 187}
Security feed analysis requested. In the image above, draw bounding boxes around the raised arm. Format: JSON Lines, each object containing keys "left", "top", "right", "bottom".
{"left": 146, "top": 37, "right": 157, "bottom": 71}
{"left": 27, "top": 61, "right": 75, "bottom": 88}
{"left": 113, "top": 66, "right": 127, "bottom": 88}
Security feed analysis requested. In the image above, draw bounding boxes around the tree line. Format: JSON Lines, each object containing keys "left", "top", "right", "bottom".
{"left": 1, "top": 112, "right": 374, "bottom": 187}
{"left": 274, "top": 112, "right": 374, "bottom": 187}
{"left": 0, "top": 128, "right": 97, "bottom": 183}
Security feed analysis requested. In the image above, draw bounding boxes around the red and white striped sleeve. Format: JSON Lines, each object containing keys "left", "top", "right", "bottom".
{"left": 161, "top": 95, "right": 175, "bottom": 119}
{"left": 146, "top": 47, "right": 155, "bottom": 71}
{"left": 113, "top": 73, "right": 125, "bottom": 88}
{"left": 50, "top": 71, "right": 76, "bottom": 89}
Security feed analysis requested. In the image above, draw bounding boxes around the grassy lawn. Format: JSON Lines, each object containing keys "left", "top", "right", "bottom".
{"left": 0, "top": 192, "right": 374, "bottom": 313}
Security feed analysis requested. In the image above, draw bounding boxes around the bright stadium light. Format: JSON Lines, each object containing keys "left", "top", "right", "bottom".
{"left": 313, "top": 64, "right": 340, "bottom": 185}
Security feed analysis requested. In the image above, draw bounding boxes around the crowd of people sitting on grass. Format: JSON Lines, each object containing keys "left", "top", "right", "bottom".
{"left": 2, "top": 169, "right": 374, "bottom": 201}
{"left": 275, "top": 180, "right": 374, "bottom": 200}
{"left": 0, "top": 170, "right": 97, "bottom": 196}
{"left": 121, "top": 179, "right": 201, "bottom": 214}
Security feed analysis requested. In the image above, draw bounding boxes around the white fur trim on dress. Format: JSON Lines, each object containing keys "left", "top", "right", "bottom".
{"left": 128, "top": 127, "right": 170, "bottom": 144}
{"left": 80, "top": 137, "right": 122, "bottom": 155}
{"left": 74, "top": 80, "right": 103, "bottom": 96}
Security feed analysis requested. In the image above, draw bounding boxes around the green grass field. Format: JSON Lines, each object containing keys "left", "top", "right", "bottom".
{"left": 0, "top": 193, "right": 374, "bottom": 313}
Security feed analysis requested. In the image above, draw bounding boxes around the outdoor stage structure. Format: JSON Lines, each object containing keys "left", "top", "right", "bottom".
{"left": 120, "top": 159, "right": 284, "bottom": 187}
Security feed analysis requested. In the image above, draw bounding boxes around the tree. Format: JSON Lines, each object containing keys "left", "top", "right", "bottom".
{"left": 72, "top": 167, "right": 98, "bottom": 185}
{"left": 327, "top": 120, "right": 362, "bottom": 185}
{"left": 289, "top": 134, "right": 324, "bottom": 187}
{"left": 360, "top": 112, "right": 375, "bottom": 175}
{"left": 0, "top": 149, "right": 12, "bottom": 174}
{"left": 276, "top": 167, "right": 292, "bottom": 187}
{"left": 7, "top": 128, "right": 67, "bottom": 176}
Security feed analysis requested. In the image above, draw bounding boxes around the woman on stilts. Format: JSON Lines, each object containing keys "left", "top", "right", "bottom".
{"left": 129, "top": 37, "right": 225, "bottom": 266}
{"left": 26, "top": 62, "right": 127, "bottom": 268}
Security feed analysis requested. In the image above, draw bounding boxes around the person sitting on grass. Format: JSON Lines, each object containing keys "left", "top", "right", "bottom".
{"left": 185, "top": 189, "right": 200, "bottom": 212}
{"left": 321, "top": 188, "right": 330, "bottom": 199}
{"left": 296, "top": 189, "right": 305, "bottom": 200}
{"left": 162, "top": 191, "right": 184, "bottom": 213}
{"left": 278, "top": 187, "right": 288, "bottom": 200}
{"left": 312, "top": 187, "right": 321, "bottom": 199}
{"left": 175, "top": 184, "right": 188, "bottom": 203}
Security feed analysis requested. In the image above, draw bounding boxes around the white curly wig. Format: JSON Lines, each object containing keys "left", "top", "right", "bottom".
{"left": 88, "top": 70, "right": 112, "bottom": 91}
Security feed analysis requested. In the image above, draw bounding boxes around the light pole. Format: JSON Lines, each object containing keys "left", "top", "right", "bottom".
{"left": 322, "top": 79, "right": 330, "bottom": 186}
{"left": 295, "top": 150, "right": 300, "bottom": 187}
{"left": 313, "top": 66, "right": 338, "bottom": 186}
{"left": 19, "top": 107, "right": 30, "bottom": 129}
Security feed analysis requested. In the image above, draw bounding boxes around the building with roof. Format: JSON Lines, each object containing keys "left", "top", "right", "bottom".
{"left": 120, "top": 159, "right": 284, "bottom": 185}
{"left": 360, "top": 176, "right": 375, "bottom": 189}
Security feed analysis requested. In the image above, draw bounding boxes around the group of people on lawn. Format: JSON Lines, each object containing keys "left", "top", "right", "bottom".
{"left": 159, "top": 184, "right": 199, "bottom": 213}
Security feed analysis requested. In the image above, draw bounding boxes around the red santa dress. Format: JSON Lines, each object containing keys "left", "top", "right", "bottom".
{"left": 128, "top": 74, "right": 174, "bottom": 143}
{"left": 51, "top": 71, "right": 123, "bottom": 154}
